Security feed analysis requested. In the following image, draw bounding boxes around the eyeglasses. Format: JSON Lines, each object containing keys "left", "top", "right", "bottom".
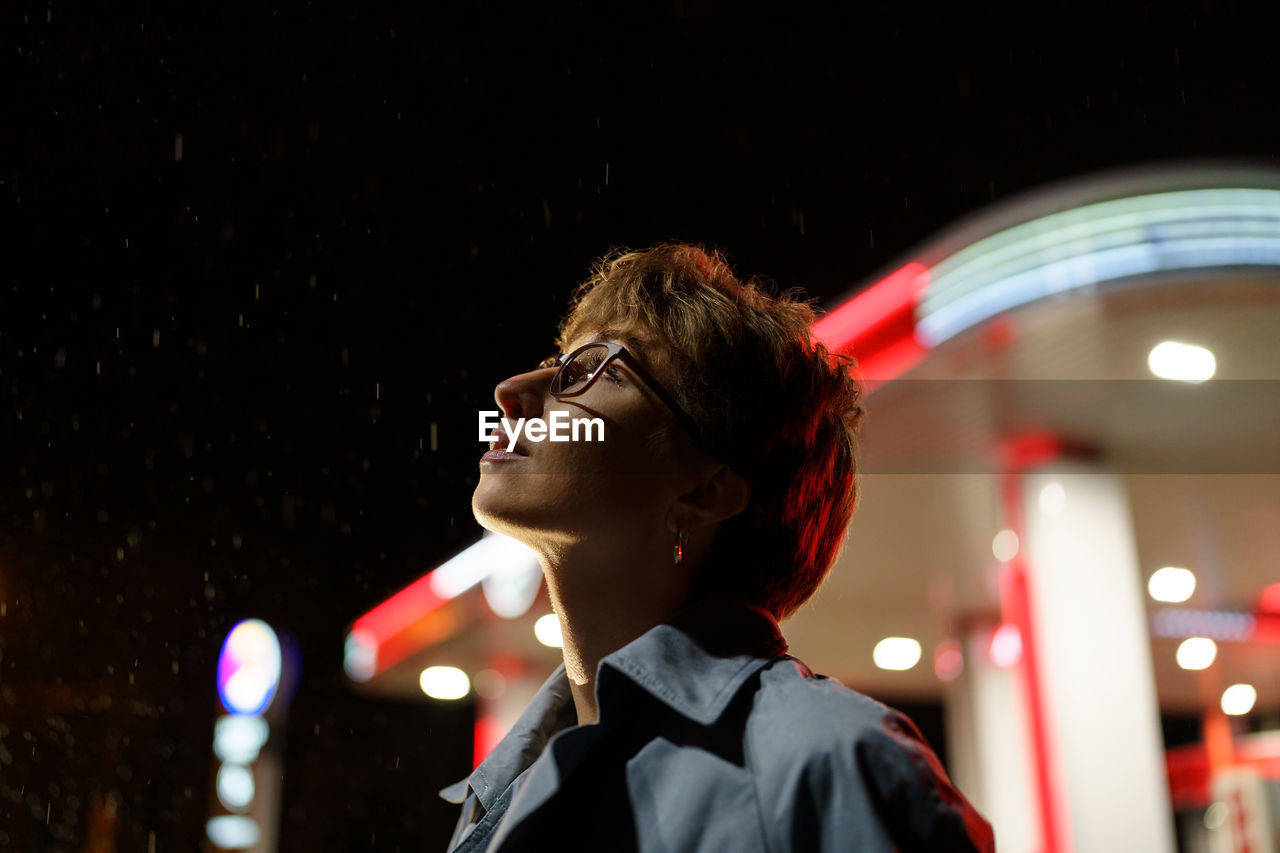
{"left": 537, "top": 341, "right": 706, "bottom": 450}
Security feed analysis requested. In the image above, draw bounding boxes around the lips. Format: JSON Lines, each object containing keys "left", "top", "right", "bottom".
{"left": 487, "top": 423, "right": 528, "bottom": 457}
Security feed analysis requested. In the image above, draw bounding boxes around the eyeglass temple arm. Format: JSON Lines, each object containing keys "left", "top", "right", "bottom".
{"left": 615, "top": 351, "right": 706, "bottom": 446}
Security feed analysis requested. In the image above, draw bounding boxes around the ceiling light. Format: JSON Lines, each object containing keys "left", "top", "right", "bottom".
{"left": 472, "top": 668, "right": 508, "bottom": 700}
{"left": 419, "top": 666, "right": 470, "bottom": 700}
{"left": 932, "top": 639, "right": 964, "bottom": 681}
{"left": 1175, "top": 637, "right": 1216, "bottom": 670}
{"left": 873, "top": 637, "right": 922, "bottom": 671}
{"left": 534, "top": 613, "right": 563, "bottom": 648}
{"left": 1221, "top": 683, "right": 1257, "bottom": 716}
{"left": 1148, "top": 341, "right": 1215, "bottom": 383}
{"left": 1148, "top": 566, "right": 1196, "bottom": 603}
{"left": 989, "top": 623, "right": 1023, "bottom": 668}
{"left": 992, "top": 529, "right": 1019, "bottom": 562}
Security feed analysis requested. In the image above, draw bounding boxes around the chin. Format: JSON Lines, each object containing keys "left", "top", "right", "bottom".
{"left": 471, "top": 480, "right": 535, "bottom": 540}
{"left": 471, "top": 481, "right": 507, "bottom": 531}
{"left": 472, "top": 480, "right": 580, "bottom": 556}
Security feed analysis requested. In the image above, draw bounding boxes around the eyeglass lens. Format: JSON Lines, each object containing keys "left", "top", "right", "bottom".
{"left": 550, "top": 344, "right": 610, "bottom": 395}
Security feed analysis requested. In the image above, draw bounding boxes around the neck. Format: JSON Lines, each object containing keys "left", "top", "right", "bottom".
{"left": 537, "top": 533, "right": 691, "bottom": 726}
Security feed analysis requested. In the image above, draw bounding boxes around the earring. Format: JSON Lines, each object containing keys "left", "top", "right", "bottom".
{"left": 673, "top": 527, "right": 686, "bottom": 566}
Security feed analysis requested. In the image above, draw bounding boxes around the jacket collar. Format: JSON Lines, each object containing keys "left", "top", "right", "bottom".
{"left": 439, "top": 594, "right": 788, "bottom": 807}
{"left": 439, "top": 662, "right": 576, "bottom": 810}
{"left": 597, "top": 593, "right": 788, "bottom": 727}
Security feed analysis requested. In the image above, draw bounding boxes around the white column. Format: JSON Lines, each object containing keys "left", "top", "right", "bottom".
{"left": 945, "top": 628, "right": 1041, "bottom": 853}
{"left": 1020, "top": 464, "right": 1175, "bottom": 852}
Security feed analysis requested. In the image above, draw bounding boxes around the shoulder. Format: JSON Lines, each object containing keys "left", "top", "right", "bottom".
{"left": 749, "top": 656, "right": 906, "bottom": 749}
{"left": 745, "top": 656, "right": 995, "bottom": 852}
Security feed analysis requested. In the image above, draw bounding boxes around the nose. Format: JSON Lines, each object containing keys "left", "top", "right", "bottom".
{"left": 493, "top": 367, "right": 551, "bottom": 422}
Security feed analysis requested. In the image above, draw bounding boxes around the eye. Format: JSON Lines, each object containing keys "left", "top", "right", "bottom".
{"left": 578, "top": 351, "right": 605, "bottom": 371}
{"left": 579, "top": 350, "right": 623, "bottom": 384}
{"left": 560, "top": 359, "right": 590, "bottom": 385}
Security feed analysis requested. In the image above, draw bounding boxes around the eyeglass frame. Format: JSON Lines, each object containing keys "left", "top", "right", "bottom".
{"left": 537, "top": 341, "right": 708, "bottom": 452}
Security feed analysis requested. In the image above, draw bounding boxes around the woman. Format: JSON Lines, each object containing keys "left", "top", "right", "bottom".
{"left": 445, "top": 243, "right": 994, "bottom": 851}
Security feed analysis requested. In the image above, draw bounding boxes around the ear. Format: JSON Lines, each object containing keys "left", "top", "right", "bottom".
{"left": 670, "top": 464, "right": 751, "bottom": 533}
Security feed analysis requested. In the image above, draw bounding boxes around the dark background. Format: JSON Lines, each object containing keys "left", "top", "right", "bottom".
{"left": 4, "top": 2, "right": 1278, "bottom": 849}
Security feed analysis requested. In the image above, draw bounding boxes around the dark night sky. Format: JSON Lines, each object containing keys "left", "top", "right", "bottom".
{"left": 4, "top": 2, "right": 1279, "bottom": 850}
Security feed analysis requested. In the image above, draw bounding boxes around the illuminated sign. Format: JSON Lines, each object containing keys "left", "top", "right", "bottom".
{"left": 208, "top": 620, "right": 293, "bottom": 852}
{"left": 217, "top": 619, "right": 283, "bottom": 716}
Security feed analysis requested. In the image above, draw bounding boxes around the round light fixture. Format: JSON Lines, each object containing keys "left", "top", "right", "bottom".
{"left": 1148, "top": 341, "right": 1216, "bottom": 383}
{"left": 1221, "top": 683, "right": 1257, "bottom": 716}
{"left": 534, "top": 613, "right": 563, "bottom": 648}
{"left": 1148, "top": 567, "right": 1196, "bottom": 603}
{"left": 873, "top": 637, "right": 922, "bottom": 671}
{"left": 992, "top": 530, "right": 1019, "bottom": 563}
{"left": 419, "top": 666, "right": 471, "bottom": 700}
{"left": 1175, "top": 637, "right": 1216, "bottom": 671}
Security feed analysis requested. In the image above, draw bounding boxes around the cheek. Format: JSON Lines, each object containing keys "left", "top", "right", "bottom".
{"left": 590, "top": 405, "right": 680, "bottom": 470}
{"left": 578, "top": 431, "right": 672, "bottom": 479}
{"left": 538, "top": 412, "right": 670, "bottom": 476}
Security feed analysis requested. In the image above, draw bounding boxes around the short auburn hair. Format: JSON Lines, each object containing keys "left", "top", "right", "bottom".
{"left": 555, "top": 243, "right": 865, "bottom": 620}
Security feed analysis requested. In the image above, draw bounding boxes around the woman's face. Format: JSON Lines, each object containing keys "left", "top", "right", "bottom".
{"left": 471, "top": 330, "right": 697, "bottom": 549}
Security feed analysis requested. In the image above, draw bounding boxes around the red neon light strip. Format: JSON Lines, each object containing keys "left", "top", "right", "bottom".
{"left": 1000, "top": 472, "right": 1068, "bottom": 853}
{"left": 813, "top": 262, "right": 930, "bottom": 354}
{"left": 351, "top": 572, "right": 446, "bottom": 647}
{"left": 851, "top": 334, "right": 929, "bottom": 391}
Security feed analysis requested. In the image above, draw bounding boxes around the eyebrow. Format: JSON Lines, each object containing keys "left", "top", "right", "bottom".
{"left": 596, "top": 328, "right": 652, "bottom": 362}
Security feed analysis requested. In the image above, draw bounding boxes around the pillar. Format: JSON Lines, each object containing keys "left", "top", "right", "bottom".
{"left": 1018, "top": 463, "right": 1176, "bottom": 852}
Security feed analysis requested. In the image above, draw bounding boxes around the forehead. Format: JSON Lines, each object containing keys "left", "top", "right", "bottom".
{"left": 568, "top": 326, "right": 660, "bottom": 366}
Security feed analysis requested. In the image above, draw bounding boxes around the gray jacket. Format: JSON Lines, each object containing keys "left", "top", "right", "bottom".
{"left": 440, "top": 595, "right": 995, "bottom": 852}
